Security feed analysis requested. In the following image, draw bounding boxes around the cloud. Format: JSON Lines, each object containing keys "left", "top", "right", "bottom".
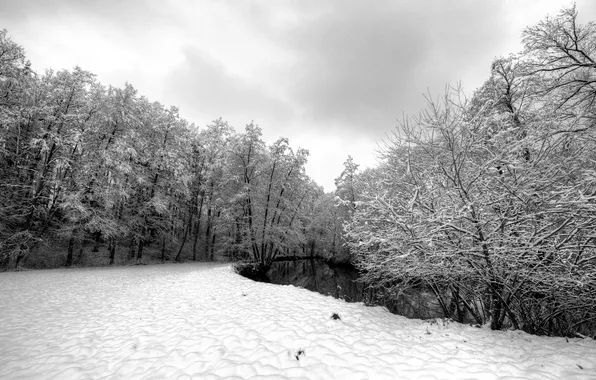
{"left": 162, "top": 46, "right": 295, "bottom": 132}
{"left": 247, "top": 1, "right": 592, "bottom": 134}
{"left": 262, "top": 1, "right": 508, "bottom": 135}
{"left": 0, "top": 0, "right": 165, "bottom": 30}
{"left": 3, "top": 0, "right": 596, "bottom": 191}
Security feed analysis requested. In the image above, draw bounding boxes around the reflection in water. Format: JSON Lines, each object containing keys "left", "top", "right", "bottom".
{"left": 268, "top": 259, "right": 455, "bottom": 321}
{"left": 268, "top": 259, "right": 364, "bottom": 302}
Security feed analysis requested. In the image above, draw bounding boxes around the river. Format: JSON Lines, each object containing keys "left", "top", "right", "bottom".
{"left": 267, "top": 258, "right": 453, "bottom": 321}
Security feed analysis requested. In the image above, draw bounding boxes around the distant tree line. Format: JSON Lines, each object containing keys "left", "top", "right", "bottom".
{"left": 0, "top": 29, "right": 352, "bottom": 269}
{"left": 342, "top": 6, "right": 596, "bottom": 337}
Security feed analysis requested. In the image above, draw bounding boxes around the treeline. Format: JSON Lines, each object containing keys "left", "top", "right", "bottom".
{"left": 343, "top": 6, "right": 596, "bottom": 337}
{"left": 0, "top": 29, "right": 353, "bottom": 269}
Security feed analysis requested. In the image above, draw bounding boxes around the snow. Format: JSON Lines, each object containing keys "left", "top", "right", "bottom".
{"left": 0, "top": 263, "right": 595, "bottom": 380}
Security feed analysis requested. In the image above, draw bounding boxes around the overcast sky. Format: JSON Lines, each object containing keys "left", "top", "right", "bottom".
{"left": 2, "top": 0, "right": 594, "bottom": 191}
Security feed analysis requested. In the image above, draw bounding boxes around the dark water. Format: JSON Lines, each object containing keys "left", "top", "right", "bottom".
{"left": 267, "top": 259, "right": 451, "bottom": 320}
{"left": 268, "top": 259, "right": 364, "bottom": 302}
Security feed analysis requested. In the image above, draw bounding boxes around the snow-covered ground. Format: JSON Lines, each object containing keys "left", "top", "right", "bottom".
{"left": 0, "top": 263, "right": 595, "bottom": 380}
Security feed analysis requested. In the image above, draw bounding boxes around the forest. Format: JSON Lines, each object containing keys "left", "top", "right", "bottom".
{"left": 0, "top": 32, "right": 350, "bottom": 269}
{"left": 1, "top": 5, "right": 595, "bottom": 337}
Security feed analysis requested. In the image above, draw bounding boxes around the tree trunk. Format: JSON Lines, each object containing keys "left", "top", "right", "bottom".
{"left": 92, "top": 231, "right": 101, "bottom": 252}
{"left": 192, "top": 194, "right": 204, "bottom": 261}
{"left": 489, "top": 282, "right": 504, "bottom": 330}
{"left": 204, "top": 207, "right": 212, "bottom": 260}
{"left": 129, "top": 237, "right": 136, "bottom": 259}
{"left": 109, "top": 239, "right": 116, "bottom": 265}
{"left": 66, "top": 233, "right": 75, "bottom": 267}
{"left": 14, "top": 249, "right": 25, "bottom": 269}
{"left": 137, "top": 238, "right": 144, "bottom": 261}
{"left": 261, "top": 161, "right": 276, "bottom": 264}
{"left": 77, "top": 246, "right": 84, "bottom": 265}
{"left": 192, "top": 222, "right": 200, "bottom": 261}
{"left": 175, "top": 209, "right": 193, "bottom": 262}
{"left": 210, "top": 232, "right": 216, "bottom": 261}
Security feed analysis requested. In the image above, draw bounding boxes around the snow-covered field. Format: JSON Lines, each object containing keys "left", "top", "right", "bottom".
{"left": 0, "top": 263, "right": 595, "bottom": 380}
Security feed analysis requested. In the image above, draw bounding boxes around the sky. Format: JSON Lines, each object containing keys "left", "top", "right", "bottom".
{"left": 1, "top": 0, "right": 594, "bottom": 191}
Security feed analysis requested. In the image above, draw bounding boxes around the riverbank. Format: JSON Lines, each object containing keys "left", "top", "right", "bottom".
{"left": 1, "top": 263, "right": 594, "bottom": 379}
